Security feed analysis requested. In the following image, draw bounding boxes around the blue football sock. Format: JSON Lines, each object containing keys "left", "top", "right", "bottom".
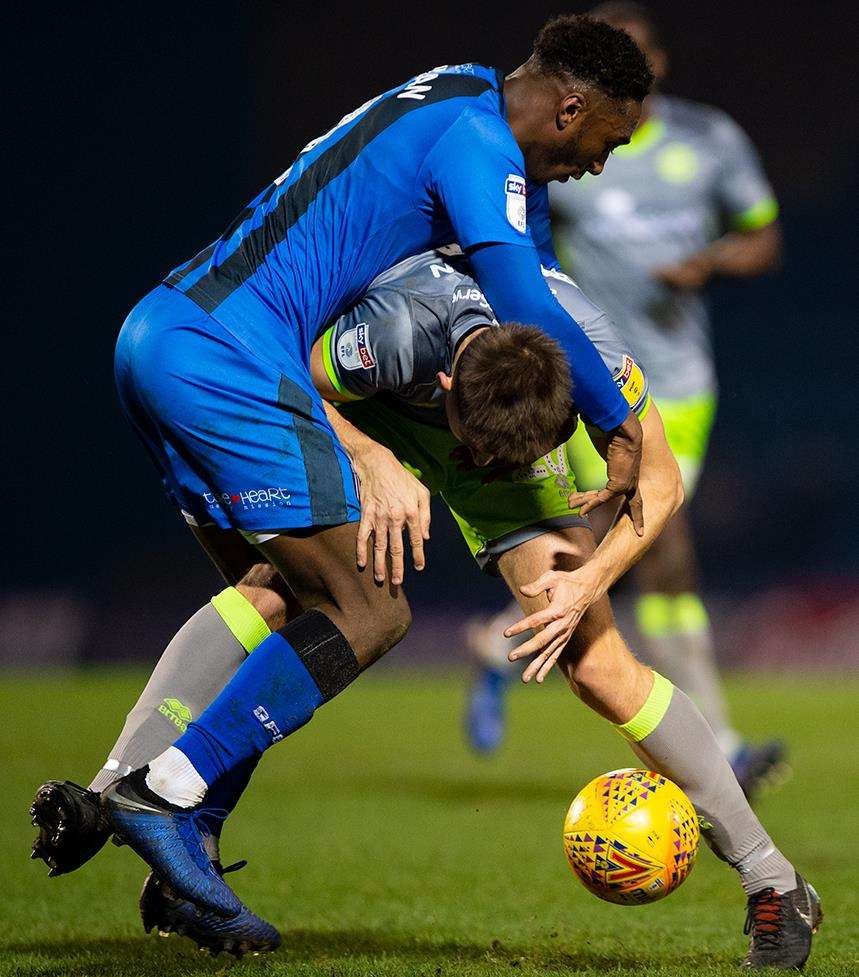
{"left": 198, "top": 756, "right": 259, "bottom": 838}
{"left": 172, "top": 610, "right": 360, "bottom": 791}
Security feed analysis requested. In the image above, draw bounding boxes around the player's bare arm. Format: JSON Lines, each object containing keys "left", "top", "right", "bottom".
{"left": 577, "top": 408, "right": 644, "bottom": 534}
{"left": 311, "top": 330, "right": 431, "bottom": 587}
{"left": 503, "top": 404, "right": 683, "bottom": 680}
{"left": 322, "top": 400, "right": 430, "bottom": 587}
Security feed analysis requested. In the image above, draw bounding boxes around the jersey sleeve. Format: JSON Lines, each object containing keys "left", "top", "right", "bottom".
{"left": 542, "top": 268, "right": 650, "bottom": 417}
{"left": 710, "top": 111, "right": 779, "bottom": 231}
{"left": 322, "top": 288, "right": 416, "bottom": 400}
{"left": 527, "top": 182, "right": 562, "bottom": 271}
{"left": 422, "top": 107, "right": 532, "bottom": 250}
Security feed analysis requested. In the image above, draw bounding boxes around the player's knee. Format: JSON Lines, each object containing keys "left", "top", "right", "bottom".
{"left": 236, "top": 566, "right": 293, "bottom": 630}
{"left": 567, "top": 652, "right": 612, "bottom": 700}
{"left": 364, "top": 598, "right": 412, "bottom": 662}
{"left": 563, "top": 633, "right": 649, "bottom": 717}
{"left": 326, "top": 595, "right": 411, "bottom": 667}
{"left": 238, "top": 562, "right": 280, "bottom": 590}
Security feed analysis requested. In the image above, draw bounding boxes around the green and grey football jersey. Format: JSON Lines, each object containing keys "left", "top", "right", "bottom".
{"left": 550, "top": 95, "right": 777, "bottom": 399}
{"left": 321, "top": 249, "right": 649, "bottom": 424}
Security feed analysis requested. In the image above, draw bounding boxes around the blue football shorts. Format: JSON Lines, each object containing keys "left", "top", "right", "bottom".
{"left": 114, "top": 284, "right": 361, "bottom": 533}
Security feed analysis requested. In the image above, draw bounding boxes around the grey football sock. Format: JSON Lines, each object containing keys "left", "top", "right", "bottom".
{"left": 623, "top": 674, "right": 795, "bottom": 895}
{"left": 89, "top": 596, "right": 265, "bottom": 792}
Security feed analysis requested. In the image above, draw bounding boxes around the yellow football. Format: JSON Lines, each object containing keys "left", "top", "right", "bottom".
{"left": 563, "top": 768, "right": 699, "bottom": 905}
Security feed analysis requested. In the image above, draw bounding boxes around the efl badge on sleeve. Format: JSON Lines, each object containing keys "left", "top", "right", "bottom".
{"left": 505, "top": 175, "right": 527, "bottom": 233}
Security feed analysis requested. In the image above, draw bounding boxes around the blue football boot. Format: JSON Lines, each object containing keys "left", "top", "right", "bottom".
{"left": 101, "top": 767, "right": 241, "bottom": 918}
{"left": 140, "top": 860, "right": 281, "bottom": 957}
{"left": 466, "top": 667, "right": 509, "bottom": 754}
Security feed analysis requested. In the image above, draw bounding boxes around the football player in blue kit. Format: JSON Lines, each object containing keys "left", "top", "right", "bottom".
{"left": 33, "top": 8, "right": 653, "bottom": 941}
{"left": 30, "top": 15, "right": 820, "bottom": 971}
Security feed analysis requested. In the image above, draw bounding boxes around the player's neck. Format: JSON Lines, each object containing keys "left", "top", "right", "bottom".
{"left": 503, "top": 68, "right": 557, "bottom": 149}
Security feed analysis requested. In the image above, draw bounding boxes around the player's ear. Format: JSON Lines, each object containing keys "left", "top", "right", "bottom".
{"left": 470, "top": 448, "right": 494, "bottom": 467}
{"left": 437, "top": 371, "right": 453, "bottom": 391}
{"left": 557, "top": 93, "right": 586, "bottom": 131}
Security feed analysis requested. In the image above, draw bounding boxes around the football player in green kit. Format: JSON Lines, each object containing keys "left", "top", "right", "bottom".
{"left": 466, "top": 2, "right": 786, "bottom": 800}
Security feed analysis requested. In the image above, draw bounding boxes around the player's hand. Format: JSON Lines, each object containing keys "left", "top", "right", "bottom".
{"left": 570, "top": 411, "right": 644, "bottom": 535}
{"left": 653, "top": 254, "right": 714, "bottom": 291}
{"left": 353, "top": 444, "right": 431, "bottom": 586}
{"left": 503, "top": 569, "right": 600, "bottom": 683}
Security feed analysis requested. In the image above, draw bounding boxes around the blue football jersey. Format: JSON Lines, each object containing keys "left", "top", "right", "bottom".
{"left": 161, "top": 64, "right": 626, "bottom": 429}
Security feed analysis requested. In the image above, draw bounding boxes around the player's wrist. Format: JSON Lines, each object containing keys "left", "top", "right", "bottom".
{"left": 611, "top": 410, "right": 643, "bottom": 446}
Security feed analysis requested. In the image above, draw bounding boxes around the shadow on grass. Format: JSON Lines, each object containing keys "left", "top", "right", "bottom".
{"left": 359, "top": 773, "right": 571, "bottom": 805}
{"left": 3, "top": 929, "right": 730, "bottom": 975}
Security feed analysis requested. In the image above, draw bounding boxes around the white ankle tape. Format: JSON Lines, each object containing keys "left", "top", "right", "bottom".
{"left": 146, "top": 746, "right": 207, "bottom": 808}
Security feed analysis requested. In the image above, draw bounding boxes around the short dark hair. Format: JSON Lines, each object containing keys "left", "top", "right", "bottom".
{"left": 453, "top": 323, "right": 571, "bottom": 466}
{"left": 589, "top": 2, "right": 665, "bottom": 50}
{"left": 531, "top": 13, "right": 653, "bottom": 102}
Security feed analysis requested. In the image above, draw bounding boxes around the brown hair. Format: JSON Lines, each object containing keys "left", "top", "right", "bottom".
{"left": 452, "top": 323, "right": 572, "bottom": 465}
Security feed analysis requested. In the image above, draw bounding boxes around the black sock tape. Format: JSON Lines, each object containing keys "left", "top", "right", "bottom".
{"left": 279, "top": 610, "right": 361, "bottom": 702}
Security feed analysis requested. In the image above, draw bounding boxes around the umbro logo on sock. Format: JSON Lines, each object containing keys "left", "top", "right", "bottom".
{"left": 253, "top": 706, "right": 284, "bottom": 744}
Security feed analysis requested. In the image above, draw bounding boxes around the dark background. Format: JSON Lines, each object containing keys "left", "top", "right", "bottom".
{"left": 4, "top": 1, "right": 857, "bottom": 664}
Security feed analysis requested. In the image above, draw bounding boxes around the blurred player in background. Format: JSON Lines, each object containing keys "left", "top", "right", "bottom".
{"left": 466, "top": 2, "right": 786, "bottom": 798}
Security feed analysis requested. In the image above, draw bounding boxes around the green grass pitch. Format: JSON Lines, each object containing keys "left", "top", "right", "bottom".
{"left": 1, "top": 669, "right": 856, "bottom": 976}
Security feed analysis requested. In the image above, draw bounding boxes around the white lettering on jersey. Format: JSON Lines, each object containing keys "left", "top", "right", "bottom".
{"left": 397, "top": 67, "right": 448, "bottom": 101}
{"left": 452, "top": 287, "right": 490, "bottom": 310}
{"left": 505, "top": 174, "right": 527, "bottom": 233}
{"left": 429, "top": 260, "right": 456, "bottom": 278}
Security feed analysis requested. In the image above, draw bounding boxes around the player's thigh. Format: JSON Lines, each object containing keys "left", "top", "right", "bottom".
{"left": 657, "top": 393, "right": 717, "bottom": 499}
{"left": 496, "top": 523, "right": 615, "bottom": 655}
{"left": 441, "top": 443, "right": 591, "bottom": 571}
{"left": 190, "top": 524, "right": 267, "bottom": 585}
{"left": 632, "top": 395, "right": 715, "bottom": 593}
{"left": 255, "top": 523, "right": 411, "bottom": 667}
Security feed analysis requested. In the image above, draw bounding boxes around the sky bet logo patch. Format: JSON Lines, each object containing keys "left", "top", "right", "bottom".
{"left": 337, "top": 321, "right": 375, "bottom": 371}
{"left": 356, "top": 322, "right": 374, "bottom": 368}
{"left": 505, "top": 174, "right": 527, "bottom": 233}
